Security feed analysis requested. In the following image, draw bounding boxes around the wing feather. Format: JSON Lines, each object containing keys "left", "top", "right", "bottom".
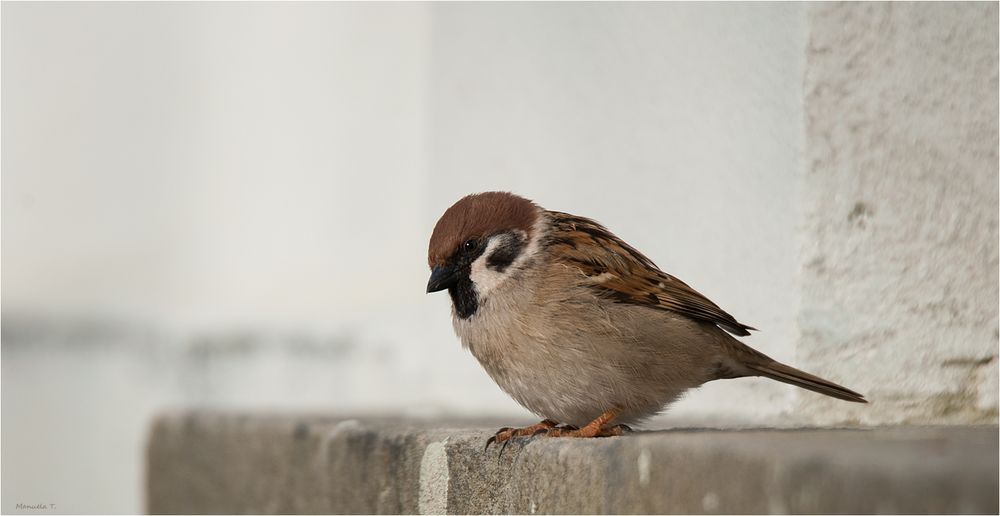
{"left": 545, "top": 211, "right": 756, "bottom": 337}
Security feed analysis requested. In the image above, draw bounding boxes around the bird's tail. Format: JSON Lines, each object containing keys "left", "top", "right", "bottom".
{"left": 745, "top": 359, "right": 867, "bottom": 403}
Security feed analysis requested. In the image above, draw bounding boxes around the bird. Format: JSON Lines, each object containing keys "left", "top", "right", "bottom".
{"left": 426, "top": 191, "right": 866, "bottom": 444}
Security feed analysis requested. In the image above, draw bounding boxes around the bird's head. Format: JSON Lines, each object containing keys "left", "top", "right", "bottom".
{"left": 426, "top": 191, "right": 541, "bottom": 318}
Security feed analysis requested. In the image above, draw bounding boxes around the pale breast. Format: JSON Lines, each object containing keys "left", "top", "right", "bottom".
{"left": 452, "top": 261, "right": 723, "bottom": 427}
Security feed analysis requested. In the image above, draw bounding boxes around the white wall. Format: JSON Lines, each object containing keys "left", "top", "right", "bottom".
{"left": 2, "top": 3, "right": 996, "bottom": 514}
{"left": 2, "top": 2, "right": 431, "bottom": 332}
{"left": 3, "top": 3, "right": 435, "bottom": 513}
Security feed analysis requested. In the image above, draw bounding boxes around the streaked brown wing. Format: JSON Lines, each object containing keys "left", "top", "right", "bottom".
{"left": 545, "top": 211, "right": 756, "bottom": 337}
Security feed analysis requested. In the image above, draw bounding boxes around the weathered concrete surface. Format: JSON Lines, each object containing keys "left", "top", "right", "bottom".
{"left": 801, "top": 3, "right": 999, "bottom": 425}
{"left": 146, "top": 413, "right": 998, "bottom": 514}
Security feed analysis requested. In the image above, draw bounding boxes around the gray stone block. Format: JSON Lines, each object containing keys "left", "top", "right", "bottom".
{"left": 146, "top": 413, "right": 998, "bottom": 514}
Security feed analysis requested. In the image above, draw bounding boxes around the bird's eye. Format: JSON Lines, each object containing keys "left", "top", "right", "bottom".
{"left": 463, "top": 239, "right": 477, "bottom": 251}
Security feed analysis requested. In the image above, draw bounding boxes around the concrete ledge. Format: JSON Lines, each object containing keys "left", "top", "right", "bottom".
{"left": 146, "top": 413, "right": 998, "bottom": 514}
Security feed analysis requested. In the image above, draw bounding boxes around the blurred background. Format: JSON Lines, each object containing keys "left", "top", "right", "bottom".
{"left": 2, "top": 2, "right": 997, "bottom": 513}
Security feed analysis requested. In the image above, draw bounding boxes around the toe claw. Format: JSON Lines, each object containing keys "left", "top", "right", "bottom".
{"left": 486, "top": 420, "right": 564, "bottom": 459}
{"left": 498, "top": 438, "right": 511, "bottom": 463}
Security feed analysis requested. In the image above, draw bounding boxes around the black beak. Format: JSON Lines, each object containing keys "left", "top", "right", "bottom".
{"left": 426, "top": 265, "right": 458, "bottom": 293}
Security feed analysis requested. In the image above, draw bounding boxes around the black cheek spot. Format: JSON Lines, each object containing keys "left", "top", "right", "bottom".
{"left": 486, "top": 234, "right": 525, "bottom": 273}
{"left": 486, "top": 249, "right": 516, "bottom": 273}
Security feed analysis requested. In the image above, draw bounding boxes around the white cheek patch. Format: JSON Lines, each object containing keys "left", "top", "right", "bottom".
{"left": 468, "top": 224, "right": 540, "bottom": 301}
{"left": 469, "top": 236, "right": 508, "bottom": 298}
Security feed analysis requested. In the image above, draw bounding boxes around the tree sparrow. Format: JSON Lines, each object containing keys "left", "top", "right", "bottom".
{"left": 426, "top": 192, "right": 865, "bottom": 443}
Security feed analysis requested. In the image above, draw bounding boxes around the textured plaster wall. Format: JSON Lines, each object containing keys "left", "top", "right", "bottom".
{"left": 801, "top": 3, "right": 999, "bottom": 424}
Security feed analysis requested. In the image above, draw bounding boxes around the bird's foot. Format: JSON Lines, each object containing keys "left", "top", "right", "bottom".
{"left": 544, "top": 423, "right": 632, "bottom": 438}
{"left": 484, "top": 419, "right": 559, "bottom": 451}
{"left": 536, "top": 409, "right": 631, "bottom": 438}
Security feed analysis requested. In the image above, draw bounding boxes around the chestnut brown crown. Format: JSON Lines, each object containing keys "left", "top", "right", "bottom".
{"left": 428, "top": 192, "right": 540, "bottom": 267}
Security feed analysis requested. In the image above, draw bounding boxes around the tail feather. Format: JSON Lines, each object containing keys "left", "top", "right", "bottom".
{"left": 747, "top": 360, "right": 867, "bottom": 403}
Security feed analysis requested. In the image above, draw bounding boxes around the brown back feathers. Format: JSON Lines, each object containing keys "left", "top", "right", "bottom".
{"left": 545, "top": 211, "right": 757, "bottom": 337}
